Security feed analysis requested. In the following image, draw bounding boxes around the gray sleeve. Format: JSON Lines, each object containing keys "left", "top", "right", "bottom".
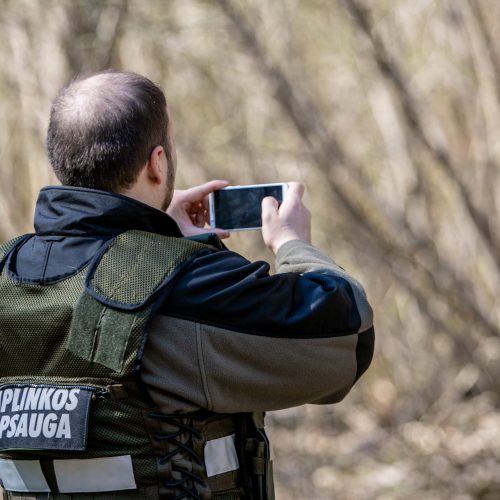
{"left": 276, "top": 240, "right": 373, "bottom": 333}
{"left": 141, "top": 240, "right": 375, "bottom": 414}
{"left": 142, "top": 316, "right": 360, "bottom": 414}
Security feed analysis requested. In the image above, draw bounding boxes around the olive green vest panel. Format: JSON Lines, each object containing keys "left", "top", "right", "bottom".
{"left": 0, "top": 231, "right": 274, "bottom": 499}
{"left": 0, "top": 231, "right": 210, "bottom": 487}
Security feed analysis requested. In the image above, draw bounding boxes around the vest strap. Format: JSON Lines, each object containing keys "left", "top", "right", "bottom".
{"left": 0, "top": 235, "right": 32, "bottom": 274}
{"left": 206, "top": 470, "right": 240, "bottom": 495}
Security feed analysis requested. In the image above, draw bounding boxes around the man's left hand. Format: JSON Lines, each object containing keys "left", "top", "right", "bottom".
{"left": 167, "top": 180, "right": 230, "bottom": 239}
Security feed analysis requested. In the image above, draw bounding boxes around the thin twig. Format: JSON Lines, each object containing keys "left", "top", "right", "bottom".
{"left": 344, "top": 0, "right": 500, "bottom": 272}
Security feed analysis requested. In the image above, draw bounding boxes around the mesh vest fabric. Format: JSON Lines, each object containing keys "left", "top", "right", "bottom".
{"left": 0, "top": 231, "right": 209, "bottom": 488}
{"left": 0, "top": 231, "right": 273, "bottom": 499}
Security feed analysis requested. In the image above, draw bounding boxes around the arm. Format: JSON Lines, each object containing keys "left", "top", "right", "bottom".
{"left": 274, "top": 239, "right": 374, "bottom": 404}
{"left": 143, "top": 249, "right": 374, "bottom": 412}
{"left": 275, "top": 239, "right": 373, "bottom": 334}
{"left": 142, "top": 182, "right": 374, "bottom": 413}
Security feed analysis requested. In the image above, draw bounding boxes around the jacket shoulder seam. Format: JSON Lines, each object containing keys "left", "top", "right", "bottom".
{"left": 158, "top": 312, "right": 366, "bottom": 339}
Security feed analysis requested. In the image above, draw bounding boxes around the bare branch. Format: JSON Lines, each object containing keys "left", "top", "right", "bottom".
{"left": 344, "top": 0, "right": 500, "bottom": 272}
{"left": 214, "top": 0, "right": 499, "bottom": 341}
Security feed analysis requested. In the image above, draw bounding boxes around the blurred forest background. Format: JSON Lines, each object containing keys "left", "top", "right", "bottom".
{"left": 1, "top": 0, "right": 500, "bottom": 498}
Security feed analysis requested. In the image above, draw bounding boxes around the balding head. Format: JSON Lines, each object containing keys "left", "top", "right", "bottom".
{"left": 46, "top": 70, "right": 171, "bottom": 192}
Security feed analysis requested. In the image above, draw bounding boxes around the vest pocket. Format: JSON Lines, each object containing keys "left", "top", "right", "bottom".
{"left": 241, "top": 414, "right": 275, "bottom": 500}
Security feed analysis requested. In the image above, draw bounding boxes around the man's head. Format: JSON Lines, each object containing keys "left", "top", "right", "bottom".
{"left": 46, "top": 70, "right": 176, "bottom": 210}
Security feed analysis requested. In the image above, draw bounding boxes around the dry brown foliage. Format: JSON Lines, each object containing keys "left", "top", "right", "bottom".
{"left": 1, "top": 1, "right": 499, "bottom": 498}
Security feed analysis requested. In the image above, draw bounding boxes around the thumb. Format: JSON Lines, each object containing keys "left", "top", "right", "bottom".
{"left": 261, "top": 196, "right": 279, "bottom": 222}
{"left": 280, "top": 182, "right": 304, "bottom": 210}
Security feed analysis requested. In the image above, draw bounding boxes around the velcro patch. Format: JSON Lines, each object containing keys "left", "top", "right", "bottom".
{"left": 0, "top": 385, "right": 94, "bottom": 451}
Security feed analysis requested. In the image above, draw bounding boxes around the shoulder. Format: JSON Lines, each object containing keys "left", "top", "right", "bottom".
{"left": 159, "top": 243, "right": 363, "bottom": 338}
{"left": 171, "top": 247, "right": 271, "bottom": 284}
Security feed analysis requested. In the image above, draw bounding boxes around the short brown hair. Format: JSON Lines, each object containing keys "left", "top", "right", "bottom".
{"left": 46, "top": 70, "right": 170, "bottom": 192}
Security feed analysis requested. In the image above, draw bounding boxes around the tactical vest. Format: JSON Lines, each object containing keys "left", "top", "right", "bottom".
{"left": 0, "top": 230, "right": 274, "bottom": 500}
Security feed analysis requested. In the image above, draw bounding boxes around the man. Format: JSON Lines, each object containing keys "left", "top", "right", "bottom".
{"left": 0, "top": 70, "right": 374, "bottom": 499}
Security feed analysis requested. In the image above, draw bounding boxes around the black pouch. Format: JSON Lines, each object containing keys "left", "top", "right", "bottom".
{"left": 240, "top": 413, "right": 275, "bottom": 500}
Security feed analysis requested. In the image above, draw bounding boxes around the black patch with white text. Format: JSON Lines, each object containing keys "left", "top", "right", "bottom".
{"left": 0, "top": 385, "right": 94, "bottom": 451}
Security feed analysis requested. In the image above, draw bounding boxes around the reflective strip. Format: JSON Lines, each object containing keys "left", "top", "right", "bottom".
{"left": 54, "top": 455, "right": 136, "bottom": 493}
{"left": 204, "top": 434, "right": 239, "bottom": 477}
{"left": 0, "top": 459, "right": 50, "bottom": 492}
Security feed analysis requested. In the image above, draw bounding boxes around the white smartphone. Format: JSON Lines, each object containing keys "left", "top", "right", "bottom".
{"left": 209, "top": 183, "right": 288, "bottom": 231}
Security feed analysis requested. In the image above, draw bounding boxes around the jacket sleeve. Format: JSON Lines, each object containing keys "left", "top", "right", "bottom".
{"left": 274, "top": 240, "right": 374, "bottom": 404}
{"left": 141, "top": 239, "right": 374, "bottom": 413}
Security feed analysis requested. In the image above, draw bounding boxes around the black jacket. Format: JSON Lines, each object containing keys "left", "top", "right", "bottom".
{"left": 10, "top": 185, "right": 374, "bottom": 413}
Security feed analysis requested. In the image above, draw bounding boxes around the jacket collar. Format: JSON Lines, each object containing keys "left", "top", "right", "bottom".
{"left": 34, "top": 186, "right": 183, "bottom": 237}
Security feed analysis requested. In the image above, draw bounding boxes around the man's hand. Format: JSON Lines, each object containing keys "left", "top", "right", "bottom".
{"left": 261, "top": 182, "right": 311, "bottom": 254}
{"left": 167, "top": 180, "right": 230, "bottom": 239}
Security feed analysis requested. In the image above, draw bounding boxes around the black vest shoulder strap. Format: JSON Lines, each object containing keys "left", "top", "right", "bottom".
{"left": 0, "top": 234, "right": 32, "bottom": 273}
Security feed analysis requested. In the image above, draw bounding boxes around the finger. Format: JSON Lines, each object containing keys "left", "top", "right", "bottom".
{"left": 280, "top": 182, "right": 304, "bottom": 211}
{"left": 188, "top": 180, "right": 230, "bottom": 201}
{"left": 261, "top": 196, "right": 279, "bottom": 221}
{"left": 285, "top": 182, "right": 305, "bottom": 200}
{"left": 204, "top": 209, "right": 211, "bottom": 225}
{"left": 195, "top": 210, "right": 205, "bottom": 227}
{"left": 202, "top": 196, "right": 210, "bottom": 212}
{"left": 212, "top": 228, "right": 231, "bottom": 239}
{"left": 183, "top": 224, "right": 229, "bottom": 239}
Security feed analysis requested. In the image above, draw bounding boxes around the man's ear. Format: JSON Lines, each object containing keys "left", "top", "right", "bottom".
{"left": 146, "top": 145, "right": 165, "bottom": 185}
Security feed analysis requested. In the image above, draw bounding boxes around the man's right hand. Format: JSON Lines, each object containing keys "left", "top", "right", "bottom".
{"left": 167, "top": 180, "right": 230, "bottom": 239}
{"left": 261, "top": 182, "right": 311, "bottom": 254}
